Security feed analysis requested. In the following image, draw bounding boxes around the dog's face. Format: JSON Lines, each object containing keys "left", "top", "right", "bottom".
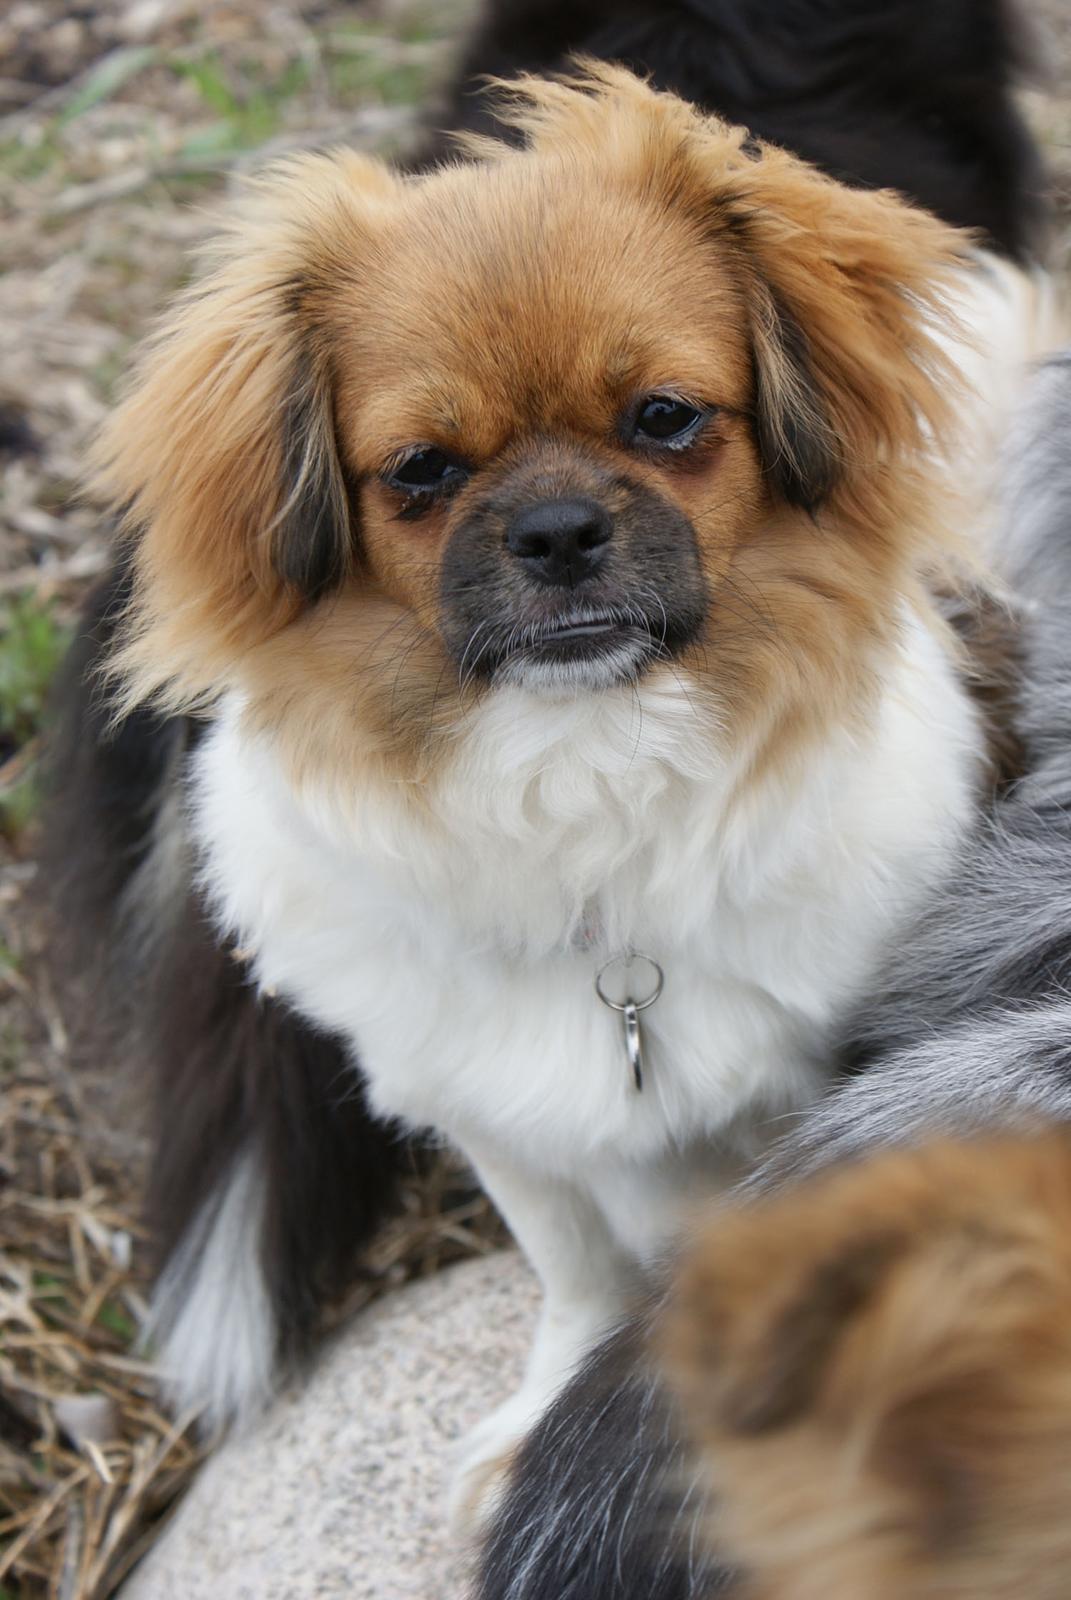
{"left": 337, "top": 163, "right": 760, "bottom": 694}
{"left": 97, "top": 68, "right": 965, "bottom": 774}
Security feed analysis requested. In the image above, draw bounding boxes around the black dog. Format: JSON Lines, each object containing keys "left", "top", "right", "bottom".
{"left": 430, "top": 0, "right": 1045, "bottom": 258}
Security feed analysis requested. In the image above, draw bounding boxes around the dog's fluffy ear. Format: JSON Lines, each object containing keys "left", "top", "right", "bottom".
{"left": 92, "top": 151, "right": 399, "bottom": 711}
{"left": 706, "top": 144, "right": 966, "bottom": 520}
{"left": 503, "top": 65, "right": 967, "bottom": 523}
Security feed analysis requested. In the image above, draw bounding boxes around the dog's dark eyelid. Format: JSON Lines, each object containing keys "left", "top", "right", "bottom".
{"left": 385, "top": 447, "right": 469, "bottom": 495}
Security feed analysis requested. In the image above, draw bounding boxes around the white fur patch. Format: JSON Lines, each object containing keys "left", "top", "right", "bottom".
{"left": 934, "top": 253, "right": 1070, "bottom": 565}
{"left": 146, "top": 1152, "right": 275, "bottom": 1431}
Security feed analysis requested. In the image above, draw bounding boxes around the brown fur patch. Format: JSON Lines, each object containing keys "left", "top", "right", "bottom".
{"left": 94, "top": 66, "right": 976, "bottom": 786}
{"left": 940, "top": 583, "right": 1026, "bottom": 789}
{"left": 664, "top": 1133, "right": 1071, "bottom": 1600}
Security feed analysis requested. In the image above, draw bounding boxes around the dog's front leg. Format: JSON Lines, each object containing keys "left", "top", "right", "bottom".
{"left": 451, "top": 1140, "right": 639, "bottom": 1533}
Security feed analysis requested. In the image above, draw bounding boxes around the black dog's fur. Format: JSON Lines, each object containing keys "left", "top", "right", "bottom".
{"left": 45, "top": 0, "right": 1048, "bottom": 1409}
{"left": 479, "top": 1315, "right": 733, "bottom": 1600}
{"left": 477, "top": 354, "right": 1071, "bottom": 1600}
{"left": 429, "top": 0, "right": 1045, "bottom": 260}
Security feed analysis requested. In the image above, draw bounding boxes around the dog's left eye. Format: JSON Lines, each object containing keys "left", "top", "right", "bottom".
{"left": 631, "top": 396, "right": 705, "bottom": 447}
{"left": 387, "top": 448, "right": 469, "bottom": 496}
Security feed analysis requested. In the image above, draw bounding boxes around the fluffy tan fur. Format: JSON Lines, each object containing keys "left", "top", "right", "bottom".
{"left": 93, "top": 65, "right": 972, "bottom": 788}
{"left": 664, "top": 1133, "right": 1071, "bottom": 1600}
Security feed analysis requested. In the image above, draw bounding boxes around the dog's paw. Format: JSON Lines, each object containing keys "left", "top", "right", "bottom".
{"left": 663, "top": 1132, "right": 1071, "bottom": 1600}
{"left": 450, "top": 1388, "right": 547, "bottom": 1540}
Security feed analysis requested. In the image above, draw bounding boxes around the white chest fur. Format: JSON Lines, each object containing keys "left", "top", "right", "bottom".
{"left": 193, "top": 610, "right": 981, "bottom": 1205}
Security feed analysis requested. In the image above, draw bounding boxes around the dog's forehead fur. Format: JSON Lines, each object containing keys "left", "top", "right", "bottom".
{"left": 333, "top": 158, "right": 751, "bottom": 466}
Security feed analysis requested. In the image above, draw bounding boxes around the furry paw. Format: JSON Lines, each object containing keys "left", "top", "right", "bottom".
{"left": 663, "top": 1132, "right": 1071, "bottom": 1600}
{"left": 450, "top": 1388, "right": 548, "bottom": 1539}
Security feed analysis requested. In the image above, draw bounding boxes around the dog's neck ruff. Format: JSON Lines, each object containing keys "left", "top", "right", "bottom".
{"left": 192, "top": 601, "right": 981, "bottom": 1191}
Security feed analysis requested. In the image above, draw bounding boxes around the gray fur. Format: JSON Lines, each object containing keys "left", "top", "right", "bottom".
{"left": 762, "top": 353, "right": 1071, "bottom": 1181}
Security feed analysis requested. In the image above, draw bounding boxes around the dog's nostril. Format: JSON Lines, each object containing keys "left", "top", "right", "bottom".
{"left": 506, "top": 498, "right": 613, "bottom": 585}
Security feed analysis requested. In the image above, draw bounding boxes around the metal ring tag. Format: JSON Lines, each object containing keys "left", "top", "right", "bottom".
{"left": 595, "top": 952, "right": 664, "bottom": 1092}
{"left": 594, "top": 952, "right": 664, "bottom": 1012}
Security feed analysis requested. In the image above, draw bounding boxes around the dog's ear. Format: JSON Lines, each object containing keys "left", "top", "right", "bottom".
{"left": 746, "top": 285, "right": 842, "bottom": 514}
{"left": 92, "top": 151, "right": 399, "bottom": 711}
{"left": 704, "top": 132, "right": 966, "bottom": 518}
{"left": 693, "top": 126, "right": 968, "bottom": 518}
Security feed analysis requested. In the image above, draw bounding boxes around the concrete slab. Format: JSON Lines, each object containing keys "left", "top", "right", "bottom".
{"left": 122, "top": 1251, "right": 538, "bottom": 1600}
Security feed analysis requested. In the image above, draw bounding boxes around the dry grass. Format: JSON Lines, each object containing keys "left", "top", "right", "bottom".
{"left": 0, "top": 920, "right": 503, "bottom": 1599}
{"left": 0, "top": 1, "right": 1068, "bottom": 1596}
{"left": 0, "top": 1001, "right": 506, "bottom": 1597}
{"left": 0, "top": 1000, "right": 198, "bottom": 1599}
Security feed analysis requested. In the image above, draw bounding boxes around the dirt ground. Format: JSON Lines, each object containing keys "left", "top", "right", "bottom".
{"left": 0, "top": 2, "right": 1069, "bottom": 1596}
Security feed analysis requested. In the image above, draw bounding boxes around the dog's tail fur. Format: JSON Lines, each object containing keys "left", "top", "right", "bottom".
{"left": 43, "top": 557, "right": 408, "bottom": 1427}
{"left": 665, "top": 1132, "right": 1071, "bottom": 1600}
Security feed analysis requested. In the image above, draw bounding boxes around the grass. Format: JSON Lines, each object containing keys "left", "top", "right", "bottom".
{"left": 57, "top": 48, "right": 161, "bottom": 129}
{"left": 172, "top": 52, "right": 312, "bottom": 156}
{"left": 0, "top": 596, "right": 70, "bottom": 837}
{"left": 0, "top": 596, "right": 70, "bottom": 745}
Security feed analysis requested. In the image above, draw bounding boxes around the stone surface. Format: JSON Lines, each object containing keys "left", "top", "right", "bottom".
{"left": 122, "top": 1251, "right": 539, "bottom": 1600}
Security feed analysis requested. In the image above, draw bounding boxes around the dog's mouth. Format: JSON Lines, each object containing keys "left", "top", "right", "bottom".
{"left": 477, "top": 607, "right": 662, "bottom": 692}
{"left": 535, "top": 611, "right": 630, "bottom": 646}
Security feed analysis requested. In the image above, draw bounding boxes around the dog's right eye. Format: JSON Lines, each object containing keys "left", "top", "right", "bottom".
{"left": 386, "top": 448, "right": 469, "bottom": 496}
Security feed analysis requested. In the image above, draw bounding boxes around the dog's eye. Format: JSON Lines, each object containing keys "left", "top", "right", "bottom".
{"left": 632, "top": 396, "right": 705, "bottom": 447}
{"left": 387, "top": 448, "right": 468, "bottom": 495}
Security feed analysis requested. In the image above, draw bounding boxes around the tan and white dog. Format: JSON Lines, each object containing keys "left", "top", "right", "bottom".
{"left": 46, "top": 29, "right": 1062, "bottom": 1527}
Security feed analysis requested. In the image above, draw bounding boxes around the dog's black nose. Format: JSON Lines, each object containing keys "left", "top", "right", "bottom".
{"left": 506, "top": 498, "right": 612, "bottom": 587}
